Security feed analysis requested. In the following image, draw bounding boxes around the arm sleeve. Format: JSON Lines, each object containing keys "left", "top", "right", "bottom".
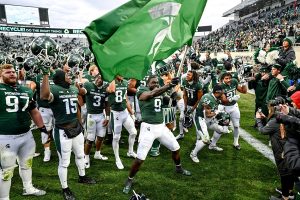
{"left": 256, "top": 118, "right": 278, "bottom": 135}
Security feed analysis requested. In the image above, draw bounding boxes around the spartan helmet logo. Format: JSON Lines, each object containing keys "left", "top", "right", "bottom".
{"left": 147, "top": 2, "right": 181, "bottom": 57}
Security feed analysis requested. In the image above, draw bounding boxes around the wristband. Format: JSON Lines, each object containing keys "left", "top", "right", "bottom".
{"left": 105, "top": 116, "right": 110, "bottom": 120}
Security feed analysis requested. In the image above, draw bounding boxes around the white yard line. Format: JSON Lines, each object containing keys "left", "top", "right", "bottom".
{"left": 240, "top": 128, "right": 275, "bottom": 164}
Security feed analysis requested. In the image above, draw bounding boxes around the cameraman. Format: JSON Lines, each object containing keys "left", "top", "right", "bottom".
{"left": 256, "top": 98, "right": 294, "bottom": 200}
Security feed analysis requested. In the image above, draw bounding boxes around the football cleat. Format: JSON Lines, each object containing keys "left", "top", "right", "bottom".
{"left": 208, "top": 145, "right": 223, "bottom": 152}
{"left": 123, "top": 178, "right": 133, "bottom": 194}
{"left": 233, "top": 144, "right": 241, "bottom": 150}
{"left": 127, "top": 152, "right": 137, "bottom": 159}
{"left": 94, "top": 152, "right": 108, "bottom": 160}
{"left": 23, "top": 186, "right": 46, "bottom": 196}
{"left": 190, "top": 153, "right": 199, "bottom": 163}
{"left": 175, "top": 133, "right": 184, "bottom": 140}
{"left": 43, "top": 149, "right": 51, "bottom": 162}
{"left": 116, "top": 159, "right": 124, "bottom": 170}
{"left": 62, "top": 187, "right": 75, "bottom": 200}
{"left": 78, "top": 176, "right": 96, "bottom": 184}
{"left": 175, "top": 168, "right": 192, "bottom": 176}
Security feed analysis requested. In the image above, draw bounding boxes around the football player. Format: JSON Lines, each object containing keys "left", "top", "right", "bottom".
{"left": 83, "top": 73, "right": 110, "bottom": 168}
{"left": 178, "top": 70, "right": 203, "bottom": 139}
{"left": 34, "top": 69, "right": 55, "bottom": 162}
{"left": 40, "top": 69, "right": 96, "bottom": 200}
{"left": 190, "top": 85, "right": 228, "bottom": 162}
{"left": 0, "top": 64, "right": 46, "bottom": 199}
{"left": 217, "top": 72, "right": 247, "bottom": 150}
{"left": 106, "top": 75, "right": 137, "bottom": 170}
{"left": 123, "top": 75, "right": 191, "bottom": 194}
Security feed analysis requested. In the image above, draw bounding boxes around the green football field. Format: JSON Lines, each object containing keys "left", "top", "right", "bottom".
{"left": 10, "top": 93, "right": 279, "bottom": 200}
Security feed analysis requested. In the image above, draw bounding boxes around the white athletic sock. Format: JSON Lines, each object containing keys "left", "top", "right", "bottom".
{"left": 128, "top": 134, "right": 136, "bottom": 153}
{"left": 0, "top": 179, "right": 11, "bottom": 199}
{"left": 58, "top": 166, "right": 68, "bottom": 189}
{"left": 233, "top": 127, "right": 239, "bottom": 146}
{"left": 179, "top": 119, "right": 184, "bottom": 135}
{"left": 210, "top": 131, "right": 222, "bottom": 146}
{"left": 192, "top": 140, "right": 206, "bottom": 155}
{"left": 75, "top": 156, "right": 85, "bottom": 177}
{"left": 19, "top": 167, "right": 33, "bottom": 189}
{"left": 112, "top": 138, "right": 120, "bottom": 160}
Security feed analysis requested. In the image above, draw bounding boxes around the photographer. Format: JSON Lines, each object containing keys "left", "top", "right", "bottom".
{"left": 256, "top": 98, "right": 294, "bottom": 200}
{"left": 279, "top": 91, "right": 300, "bottom": 175}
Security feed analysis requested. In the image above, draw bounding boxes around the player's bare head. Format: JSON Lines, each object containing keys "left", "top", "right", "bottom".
{"left": 94, "top": 73, "right": 103, "bottom": 87}
{"left": 147, "top": 75, "right": 159, "bottom": 90}
{"left": 53, "top": 69, "right": 71, "bottom": 88}
{"left": 89, "top": 64, "right": 99, "bottom": 76}
{"left": 212, "top": 84, "right": 224, "bottom": 98}
{"left": 187, "top": 70, "right": 199, "bottom": 83}
{"left": 221, "top": 72, "right": 232, "bottom": 85}
{"left": 0, "top": 64, "right": 17, "bottom": 85}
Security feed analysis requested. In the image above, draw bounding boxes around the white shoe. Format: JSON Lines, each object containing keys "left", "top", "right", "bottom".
{"left": 208, "top": 145, "right": 223, "bottom": 151}
{"left": 94, "top": 152, "right": 108, "bottom": 160}
{"left": 126, "top": 152, "right": 137, "bottom": 158}
{"left": 43, "top": 150, "right": 51, "bottom": 162}
{"left": 175, "top": 134, "right": 184, "bottom": 140}
{"left": 183, "top": 127, "right": 189, "bottom": 133}
{"left": 23, "top": 186, "right": 46, "bottom": 196}
{"left": 190, "top": 153, "right": 199, "bottom": 163}
{"left": 84, "top": 155, "right": 90, "bottom": 169}
{"left": 33, "top": 152, "right": 40, "bottom": 157}
{"left": 116, "top": 159, "right": 124, "bottom": 170}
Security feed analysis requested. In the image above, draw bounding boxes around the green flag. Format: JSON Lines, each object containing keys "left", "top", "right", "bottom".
{"left": 84, "top": 0, "right": 207, "bottom": 82}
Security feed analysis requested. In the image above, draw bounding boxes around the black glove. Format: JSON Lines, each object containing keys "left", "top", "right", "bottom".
{"left": 170, "top": 77, "right": 180, "bottom": 87}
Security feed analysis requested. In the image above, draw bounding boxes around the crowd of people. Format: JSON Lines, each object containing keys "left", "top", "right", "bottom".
{"left": 197, "top": 2, "right": 300, "bottom": 52}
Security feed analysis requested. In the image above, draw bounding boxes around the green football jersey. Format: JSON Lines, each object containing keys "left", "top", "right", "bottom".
{"left": 196, "top": 92, "right": 219, "bottom": 118}
{"left": 108, "top": 80, "right": 128, "bottom": 111}
{"left": 34, "top": 74, "right": 55, "bottom": 108}
{"left": 137, "top": 86, "right": 164, "bottom": 124}
{"left": 182, "top": 80, "right": 202, "bottom": 106}
{"left": 221, "top": 78, "right": 238, "bottom": 106}
{"left": 84, "top": 82, "right": 107, "bottom": 114}
{"left": 0, "top": 83, "right": 33, "bottom": 135}
{"left": 49, "top": 85, "right": 79, "bottom": 125}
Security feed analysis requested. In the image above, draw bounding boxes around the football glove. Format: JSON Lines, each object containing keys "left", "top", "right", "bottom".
{"left": 170, "top": 77, "right": 180, "bottom": 87}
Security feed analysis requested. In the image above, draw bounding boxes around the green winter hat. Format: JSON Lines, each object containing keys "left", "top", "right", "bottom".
{"left": 272, "top": 64, "right": 282, "bottom": 71}
{"left": 283, "top": 38, "right": 293, "bottom": 47}
{"left": 259, "top": 66, "right": 269, "bottom": 72}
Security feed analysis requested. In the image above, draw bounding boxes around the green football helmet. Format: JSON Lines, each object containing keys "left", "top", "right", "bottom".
{"left": 215, "top": 111, "right": 231, "bottom": 126}
{"left": 23, "top": 56, "right": 39, "bottom": 79}
{"left": 0, "top": 52, "right": 7, "bottom": 65}
{"left": 67, "top": 53, "right": 84, "bottom": 77}
{"left": 154, "top": 60, "right": 174, "bottom": 76}
{"left": 77, "top": 47, "right": 93, "bottom": 62}
{"left": 30, "top": 36, "right": 59, "bottom": 67}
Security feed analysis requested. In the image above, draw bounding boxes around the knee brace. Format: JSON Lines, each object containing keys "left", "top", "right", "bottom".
{"left": 1, "top": 165, "right": 17, "bottom": 181}
{"left": 113, "top": 134, "right": 121, "bottom": 142}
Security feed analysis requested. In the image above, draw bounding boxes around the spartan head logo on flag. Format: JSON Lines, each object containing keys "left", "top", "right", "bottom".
{"left": 148, "top": 2, "right": 181, "bottom": 57}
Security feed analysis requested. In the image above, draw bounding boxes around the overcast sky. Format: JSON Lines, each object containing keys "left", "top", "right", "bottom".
{"left": 0, "top": 0, "right": 241, "bottom": 32}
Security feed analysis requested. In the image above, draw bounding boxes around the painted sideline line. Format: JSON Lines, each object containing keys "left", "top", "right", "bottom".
{"left": 240, "top": 128, "right": 275, "bottom": 164}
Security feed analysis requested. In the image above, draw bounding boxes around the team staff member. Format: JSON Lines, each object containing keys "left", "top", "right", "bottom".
{"left": 41, "top": 69, "right": 96, "bottom": 200}
{"left": 0, "top": 64, "right": 46, "bottom": 199}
